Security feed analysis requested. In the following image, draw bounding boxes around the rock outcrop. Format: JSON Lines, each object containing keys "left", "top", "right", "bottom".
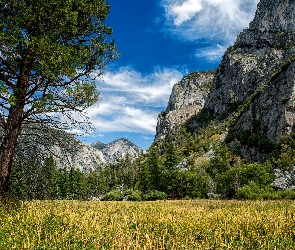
{"left": 155, "top": 71, "right": 214, "bottom": 140}
{"left": 157, "top": 0, "right": 295, "bottom": 145}
{"left": 272, "top": 167, "right": 295, "bottom": 190}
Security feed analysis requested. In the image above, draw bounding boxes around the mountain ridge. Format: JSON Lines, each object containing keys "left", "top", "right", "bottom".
{"left": 156, "top": 0, "right": 295, "bottom": 163}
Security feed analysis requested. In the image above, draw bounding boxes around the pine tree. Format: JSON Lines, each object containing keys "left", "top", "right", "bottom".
{"left": 146, "top": 146, "right": 162, "bottom": 191}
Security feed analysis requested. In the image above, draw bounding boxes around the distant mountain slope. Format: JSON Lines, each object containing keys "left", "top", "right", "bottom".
{"left": 91, "top": 138, "right": 143, "bottom": 163}
{"left": 15, "top": 123, "right": 143, "bottom": 172}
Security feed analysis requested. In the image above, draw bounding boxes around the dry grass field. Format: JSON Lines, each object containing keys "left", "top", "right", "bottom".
{"left": 1, "top": 200, "right": 295, "bottom": 249}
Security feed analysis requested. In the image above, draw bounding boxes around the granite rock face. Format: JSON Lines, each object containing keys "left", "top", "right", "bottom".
{"left": 50, "top": 142, "right": 106, "bottom": 172}
{"left": 272, "top": 167, "right": 295, "bottom": 190}
{"left": 157, "top": 0, "right": 295, "bottom": 145}
{"left": 155, "top": 72, "right": 214, "bottom": 140}
{"left": 51, "top": 137, "right": 142, "bottom": 172}
{"left": 205, "top": 0, "right": 295, "bottom": 142}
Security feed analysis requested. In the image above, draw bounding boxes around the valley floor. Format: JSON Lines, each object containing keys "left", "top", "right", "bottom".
{"left": 1, "top": 200, "right": 295, "bottom": 249}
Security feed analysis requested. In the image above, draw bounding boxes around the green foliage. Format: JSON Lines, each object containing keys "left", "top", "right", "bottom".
{"left": 164, "top": 142, "right": 179, "bottom": 170}
{"left": 68, "top": 167, "right": 87, "bottom": 199}
{"left": 123, "top": 189, "right": 142, "bottom": 201}
{"left": 207, "top": 146, "right": 231, "bottom": 179}
{"left": 216, "top": 162, "right": 274, "bottom": 198}
{"left": 225, "top": 130, "right": 277, "bottom": 153}
{"left": 0, "top": 0, "right": 119, "bottom": 195}
{"left": 86, "top": 169, "right": 107, "bottom": 197}
{"left": 8, "top": 160, "right": 42, "bottom": 200}
{"left": 236, "top": 182, "right": 288, "bottom": 200}
{"left": 237, "top": 182, "right": 272, "bottom": 200}
{"left": 146, "top": 147, "right": 162, "bottom": 191}
{"left": 272, "top": 133, "right": 295, "bottom": 170}
{"left": 178, "top": 169, "right": 211, "bottom": 199}
{"left": 100, "top": 190, "right": 124, "bottom": 201}
{"left": 143, "top": 190, "right": 167, "bottom": 201}
{"left": 237, "top": 183, "right": 295, "bottom": 200}
{"left": 185, "top": 108, "right": 216, "bottom": 133}
{"left": 0, "top": 0, "right": 118, "bottom": 115}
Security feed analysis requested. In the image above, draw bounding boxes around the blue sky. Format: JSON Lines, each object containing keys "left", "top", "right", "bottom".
{"left": 77, "top": 0, "right": 259, "bottom": 150}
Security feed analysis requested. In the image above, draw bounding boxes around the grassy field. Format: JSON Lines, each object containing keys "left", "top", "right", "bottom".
{"left": 0, "top": 200, "right": 295, "bottom": 249}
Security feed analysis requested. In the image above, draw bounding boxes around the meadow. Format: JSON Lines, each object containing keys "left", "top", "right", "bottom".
{"left": 0, "top": 200, "right": 295, "bottom": 249}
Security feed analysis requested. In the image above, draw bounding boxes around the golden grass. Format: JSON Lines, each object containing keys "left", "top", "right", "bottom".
{"left": 1, "top": 200, "right": 295, "bottom": 249}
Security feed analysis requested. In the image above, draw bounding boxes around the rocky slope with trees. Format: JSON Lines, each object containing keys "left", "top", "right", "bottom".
{"left": 151, "top": 0, "right": 295, "bottom": 197}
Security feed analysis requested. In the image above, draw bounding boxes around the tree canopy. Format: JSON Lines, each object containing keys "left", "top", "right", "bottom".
{"left": 0, "top": 0, "right": 118, "bottom": 196}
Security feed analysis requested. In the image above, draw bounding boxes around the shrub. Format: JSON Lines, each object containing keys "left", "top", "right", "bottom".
{"left": 279, "top": 189, "right": 295, "bottom": 199}
{"left": 236, "top": 181, "right": 264, "bottom": 200}
{"left": 143, "top": 190, "right": 167, "bottom": 201}
{"left": 236, "top": 182, "right": 295, "bottom": 200}
{"left": 100, "top": 190, "right": 123, "bottom": 201}
{"left": 123, "top": 190, "right": 142, "bottom": 201}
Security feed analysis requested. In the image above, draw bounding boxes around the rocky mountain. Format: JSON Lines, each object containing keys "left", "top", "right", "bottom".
{"left": 91, "top": 138, "right": 143, "bottom": 163}
{"left": 51, "top": 137, "right": 142, "bottom": 172}
{"left": 148, "top": 0, "right": 295, "bottom": 196}
{"left": 16, "top": 124, "right": 143, "bottom": 172}
{"left": 156, "top": 71, "right": 214, "bottom": 140}
{"left": 156, "top": 0, "right": 295, "bottom": 161}
{"left": 206, "top": 0, "right": 295, "bottom": 141}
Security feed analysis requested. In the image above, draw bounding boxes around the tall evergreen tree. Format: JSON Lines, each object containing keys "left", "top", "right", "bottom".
{"left": 147, "top": 146, "right": 162, "bottom": 191}
{"left": 0, "top": 0, "right": 118, "bottom": 198}
{"left": 163, "top": 142, "right": 179, "bottom": 198}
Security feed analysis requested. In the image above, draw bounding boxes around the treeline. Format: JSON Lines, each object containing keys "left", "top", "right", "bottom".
{"left": 8, "top": 130, "right": 295, "bottom": 201}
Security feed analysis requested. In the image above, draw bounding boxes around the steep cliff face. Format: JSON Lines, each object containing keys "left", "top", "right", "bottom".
{"left": 204, "top": 0, "right": 295, "bottom": 142}
{"left": 155, "top": 0, "right": 295, "bottom": 166}
{"left": 155, "top": 71, "right": 214, "bottom": 140}
{"left": 157, "top": 0, "right": 295, "bottom": 147}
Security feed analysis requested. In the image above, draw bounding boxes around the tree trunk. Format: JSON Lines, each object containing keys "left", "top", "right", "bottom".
{"left": 0, "top": 104, "right": 24, "bottom": 199}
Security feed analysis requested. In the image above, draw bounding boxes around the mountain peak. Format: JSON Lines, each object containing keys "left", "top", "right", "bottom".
{"left": 249, "top": 0, "right": 295, "bottom": 33}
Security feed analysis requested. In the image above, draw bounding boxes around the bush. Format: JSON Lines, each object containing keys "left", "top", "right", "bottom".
{"left": 123, "top": 190, "right": 142, "bottom": 201}
{"left": 236, "top": 182, "right": 295, "bottom": 200}
{"left": 143, "top": 190, "right": 167, "bottom": 201}
{"left": 236, "top": 181, "right": 265, "bottom": 200}
{"left": 279, "top": 189, "right": 295, "bottom": 199}
{"left": 100, "top": 190, "right": 123, "bottom": 201}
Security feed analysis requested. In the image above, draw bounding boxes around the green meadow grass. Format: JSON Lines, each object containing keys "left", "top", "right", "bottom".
{"left": 1, "top": 200, "right": 295, "bottom": 249}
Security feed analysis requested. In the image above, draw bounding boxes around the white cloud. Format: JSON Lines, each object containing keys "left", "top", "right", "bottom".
{"left": 196, "top": 43, "right": 225, "bottom": 61}
{"left": 66, "top": 128, "right": 89, "bottom": 136}
{"left": 95, "top": 67, "right": 181, "bottom": 106}
{"left": 85, "top": 67, "right": 183, "bottom": 134}
{"left": 161, "top": 0, "right": 259, "bottom": 59}
{"left": 170, "top": 0, "right": 203, "bottom": 25}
